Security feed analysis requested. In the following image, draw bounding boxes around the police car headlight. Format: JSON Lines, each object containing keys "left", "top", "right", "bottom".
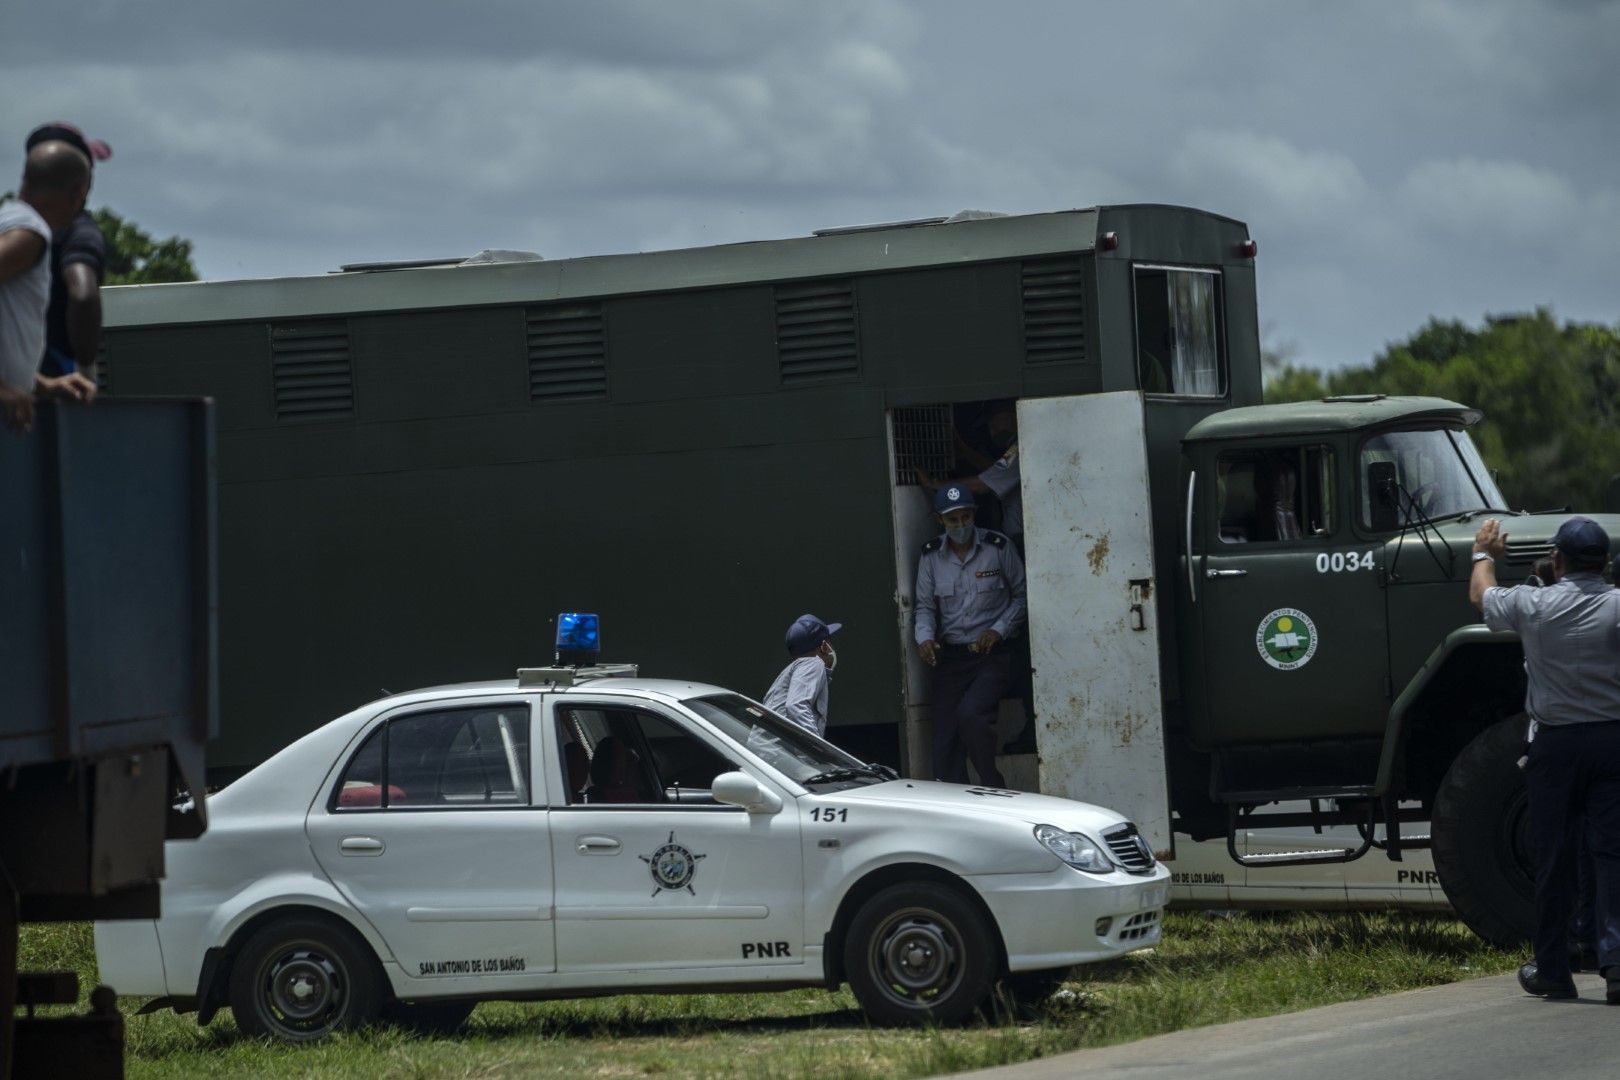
{"left": 1034, "top": 824, "right": 1113, "bottom": 873}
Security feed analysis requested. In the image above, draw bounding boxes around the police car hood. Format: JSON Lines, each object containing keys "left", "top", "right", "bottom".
{"left": 834, "top": 779, "right": 1130, "bottom": 831}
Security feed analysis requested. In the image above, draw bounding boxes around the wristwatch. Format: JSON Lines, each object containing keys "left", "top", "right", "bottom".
{"left": 1471, "top": 551, "right": 1494, "bottom": 564}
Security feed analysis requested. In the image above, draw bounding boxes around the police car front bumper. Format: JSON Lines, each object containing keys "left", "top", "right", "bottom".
{"left": 967, "top": 863, "right": 1170, "bottom": 972}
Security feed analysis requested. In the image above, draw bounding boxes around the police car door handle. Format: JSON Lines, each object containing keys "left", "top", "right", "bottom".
{"left": 339, "top": 836, "right": 385, "bottom": 856}
{"left": 578, "top": 836, "right": 621, "bottom": 855}
{"left": 1205, "top": 569, "right": 1247, "bottom": 579}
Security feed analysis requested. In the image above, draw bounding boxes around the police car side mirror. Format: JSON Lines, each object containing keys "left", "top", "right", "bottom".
{"left": 711, "top": 771, "right": 783, "bottom": 814}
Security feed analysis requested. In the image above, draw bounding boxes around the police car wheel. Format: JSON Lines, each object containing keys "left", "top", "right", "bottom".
{"left": 1431, "top": 715, "right": 1535, "bottom": 948}
{"left": 844, "top": 883, "right": 996, "bottom": 1026}
{"left": 228, "top": 916, "right": 384, "bottom": 1042}
{"left": 383, "top": 999, "right": 477, "bottom": 1035}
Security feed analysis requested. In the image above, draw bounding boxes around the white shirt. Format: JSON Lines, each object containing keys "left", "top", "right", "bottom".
{"left": 0, "top": 199, "right": 51, "bottom": 392}
{"left": 763, "top": 655, "right": 831, "bottom": 736}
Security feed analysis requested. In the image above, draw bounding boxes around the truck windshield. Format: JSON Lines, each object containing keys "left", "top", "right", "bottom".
{"left": 682, "top": 693, "right": 879, "bottom": 786}
{"left": 1358, "top": 427, "right": 1508, "bottom": 527}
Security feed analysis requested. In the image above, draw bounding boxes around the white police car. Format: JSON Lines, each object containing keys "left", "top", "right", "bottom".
{"left": 96, "top": 630, "right": 1166, "bottom": 1040}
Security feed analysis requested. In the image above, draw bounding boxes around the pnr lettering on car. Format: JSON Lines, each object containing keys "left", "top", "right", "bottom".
{"left": 741, "top": 941, "right": 793, "bottom": 958}
{"left": 92, "top": 616, "right": 1169, "bottom": 1042}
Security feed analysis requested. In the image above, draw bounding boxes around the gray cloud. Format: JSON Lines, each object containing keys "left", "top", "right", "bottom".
{"left": 4, "top": 0, "right": 1615, "bottom": 371}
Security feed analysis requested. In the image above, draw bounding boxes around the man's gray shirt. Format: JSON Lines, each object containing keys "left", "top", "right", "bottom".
{"left": 914, "top": 527, "right": 1027, "bottom": 645}
{"left": 1483, "top": 572, "right": 1620, "bottom": 726}
{"left": 763, "top": 656, "right": 830, "bottom": 736}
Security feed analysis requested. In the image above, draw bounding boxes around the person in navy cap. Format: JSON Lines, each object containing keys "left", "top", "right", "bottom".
{"left": 914, "top": 484, "right": 1027, "bottom": 786}
{"left": 763, "top": 614, "right": 842, "bottom": 737}
{"left": 1471, "top": 515, "right": 1620, "bottom": 1003}
{"left": 25, "top": 122, "right": 113, "bottom": 404}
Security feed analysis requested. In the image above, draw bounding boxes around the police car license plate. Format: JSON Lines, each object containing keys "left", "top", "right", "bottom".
{"left": 1139, "top": 883, "right": 1168, "bottom": 911}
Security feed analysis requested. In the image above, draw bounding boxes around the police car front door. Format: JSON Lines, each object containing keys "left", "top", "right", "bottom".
{"left": 546, "top": 700, "right": 806, "bottom": 974}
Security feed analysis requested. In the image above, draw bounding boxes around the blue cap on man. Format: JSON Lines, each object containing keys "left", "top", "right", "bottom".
{"left": 1552, "top": 516, "right": 1610, "bottom": 559}
{"left": 785, "top": 614, "right": 842, "bottom": 655}
{"left": 933, "top": 485, "right": 976, "bottom": 515}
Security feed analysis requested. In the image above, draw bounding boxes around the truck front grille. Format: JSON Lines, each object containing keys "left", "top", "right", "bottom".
{"left": 1102, "top": 822, "right": 1156, "bottom": 873}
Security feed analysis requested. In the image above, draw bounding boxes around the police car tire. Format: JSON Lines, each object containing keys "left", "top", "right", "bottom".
{"left": 1431, "top": 715, "right": 1535, "bottom": 949}
{"left": 228, "top": 915, "right": 384, "bottom": 1041}
{"left": 844, "top": 882, "right": 997, "bottom": 1026}
{"left": 383, "top": 998, "right": 477, "bottom": 1035}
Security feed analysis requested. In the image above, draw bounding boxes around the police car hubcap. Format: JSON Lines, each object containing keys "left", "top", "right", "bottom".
{"left": 267, "top": 951, "right": 342, "bottom": 1024}
{"left": 873, "top": 911, "right": 961, "bottom": 1000}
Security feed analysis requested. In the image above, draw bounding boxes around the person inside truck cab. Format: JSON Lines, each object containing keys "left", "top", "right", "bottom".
{"left": 1253, "top": 456, "right": 1302, "bottom": 541}
{"left": 913, "top": 485, "right": 1027, "bottom": 787}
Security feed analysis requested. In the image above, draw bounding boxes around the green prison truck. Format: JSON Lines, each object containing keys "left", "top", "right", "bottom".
{"left": 97, "top": 204, "right": 1607, "bottom": 946}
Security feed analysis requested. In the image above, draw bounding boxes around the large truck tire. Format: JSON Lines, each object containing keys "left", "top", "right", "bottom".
{"left": 1431, "top": 715, "right": 1535, "bottom": 948}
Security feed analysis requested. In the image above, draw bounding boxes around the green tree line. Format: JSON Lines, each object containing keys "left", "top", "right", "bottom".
{"left": 1266, "top": 310, "right": 1620, "bottom": 514}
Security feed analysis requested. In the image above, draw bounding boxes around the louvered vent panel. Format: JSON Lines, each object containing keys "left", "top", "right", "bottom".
{"left": 891, "top": 405, "right": 956, "bottom": 486}
{"left": 528, "top": 302, "right": 607, "bottom": 402}
{"left": 1021, "top": 257, "right": 1088, "bottom": 364}
{"left": 270, "top": 321, "right": 354, "bottom": 421}
{"left": 776, "top": 280, "right": 858, "bottom": 385}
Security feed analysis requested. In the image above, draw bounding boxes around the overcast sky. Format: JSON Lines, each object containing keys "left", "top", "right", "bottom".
{"left": 4, "top": 0, "right": 1616, "bottom": 370}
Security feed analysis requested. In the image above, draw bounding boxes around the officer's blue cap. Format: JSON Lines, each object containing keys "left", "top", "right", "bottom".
{"left": 1552, "top": 516, "right": 1610, "bottom": 559}
{"left": 786, "top": 614, "right": 841, "bottom": 655}
{"left": 933, "top": 484, "right": 975, "bottom": 515}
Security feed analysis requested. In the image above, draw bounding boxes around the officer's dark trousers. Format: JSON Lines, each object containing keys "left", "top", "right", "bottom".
{"left": 1526, "top": 721, "right": 1620, "bottom": 979}
{"left": 930, "top": 645, "right": 1010, "bottom": 787}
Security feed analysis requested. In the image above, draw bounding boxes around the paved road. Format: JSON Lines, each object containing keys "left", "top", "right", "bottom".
{"left": 957, "top": 971, "right": 1620, "bottom": 1080}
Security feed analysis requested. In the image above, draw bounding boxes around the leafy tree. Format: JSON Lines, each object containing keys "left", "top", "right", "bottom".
{"left": 1266, "top": 309, "right": 1620, "bottom": 513}
{"left": 0, "top": 197, "right": 196, "bottom": 285}
{"left": 91, "top": 206, "right": 197, "bottom": 285}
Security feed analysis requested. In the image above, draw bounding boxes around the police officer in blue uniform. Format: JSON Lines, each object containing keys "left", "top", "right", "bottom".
{"left": 1472, "top": 515, "right": 1620, "bottom": 1004}
{"left": 914, "top": 484, "right": 1027, "bottom": 786}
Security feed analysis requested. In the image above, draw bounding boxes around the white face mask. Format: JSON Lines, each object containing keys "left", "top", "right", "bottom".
{"left": 822, "top": 644, "right": 838, "bottom": 672}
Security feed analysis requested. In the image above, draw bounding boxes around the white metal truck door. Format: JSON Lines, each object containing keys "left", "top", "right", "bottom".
{"left": 1020, "top": 392, "right": 1172, "bottom": 854}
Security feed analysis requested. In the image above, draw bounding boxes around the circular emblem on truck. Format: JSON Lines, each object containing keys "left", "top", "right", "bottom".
{"left": 1256, "top": 608, "right": 1318, "bottom": 671}
{"left": 640, "top": 830, "right": 707, "bottom": 896}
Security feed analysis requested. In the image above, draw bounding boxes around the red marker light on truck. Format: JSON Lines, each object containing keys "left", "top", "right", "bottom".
{"left": 1239, "top": 239, "right": 1258, "bottom": 258}
{"left": 1101, "top": 231, "right": 1120, "bottom": 251}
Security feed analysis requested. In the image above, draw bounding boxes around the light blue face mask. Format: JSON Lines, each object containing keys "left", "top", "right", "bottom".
{"left": 946, "top": 523, "right": 975, "bottom": 546}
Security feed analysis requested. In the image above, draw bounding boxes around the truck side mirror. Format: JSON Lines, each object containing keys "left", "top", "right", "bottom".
{"left": 1367, "top": 461, "right": 1399, "bottom": 532}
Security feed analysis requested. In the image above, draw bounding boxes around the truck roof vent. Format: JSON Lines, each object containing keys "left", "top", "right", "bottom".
{"left": 775, "top": 280, "right": 859, "bottom": 386}
{"left": 1322, "top": 394, "right": 1386, "bottom": 404}
{"left": 270, "top": 320, "right": 354, "bottom": 421}
{"left": 527, "top": 301, "right": 608, "bottom": 403}
{"left": 1021, "top": 256, "right": 1088, "bottom": 365}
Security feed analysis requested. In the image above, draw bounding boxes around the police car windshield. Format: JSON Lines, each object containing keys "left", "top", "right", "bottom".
{"left": 682, "top": 694, "right": 877, "bottom": 786}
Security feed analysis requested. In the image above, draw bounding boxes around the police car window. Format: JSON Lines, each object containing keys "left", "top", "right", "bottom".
{"left": 334, "top": 706, "right": 530, "bottom": 810}
{"left": 682, "top": 694, "right": 871, "bottom": 785}
{"left": 557, "top": 706, "right": 737, "bottom": 806}
{"left": 1215, "top": 447, "right": 1333, "bottom": 544}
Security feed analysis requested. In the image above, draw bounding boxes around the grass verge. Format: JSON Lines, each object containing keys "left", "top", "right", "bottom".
{"left": 18, "top": 912, "right": 1522, "bottom": 1079}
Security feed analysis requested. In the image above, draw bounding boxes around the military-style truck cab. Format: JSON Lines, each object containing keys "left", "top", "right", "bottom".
{"left": 1172, "top": 394, "right": 1620, "bottom": 945}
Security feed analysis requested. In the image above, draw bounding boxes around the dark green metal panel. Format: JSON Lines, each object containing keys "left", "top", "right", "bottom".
{"left": 350, "top": 307, "right": 528, "bottom": 423}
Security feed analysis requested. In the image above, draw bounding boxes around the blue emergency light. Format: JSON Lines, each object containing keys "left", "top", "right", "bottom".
{"left": 555, "top": 612, "right": 601, "bottom": 666}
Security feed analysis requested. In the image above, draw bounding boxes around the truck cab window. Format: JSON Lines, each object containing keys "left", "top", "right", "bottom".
{"left": 1358, "top": 428, "right": 1506, "bottom": 529}
{"left": 1135, "top": 266, "right": 1224, "bottom": 396}
{"left": 1216, "top": 447, "right": 1334, "bottom": 544}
